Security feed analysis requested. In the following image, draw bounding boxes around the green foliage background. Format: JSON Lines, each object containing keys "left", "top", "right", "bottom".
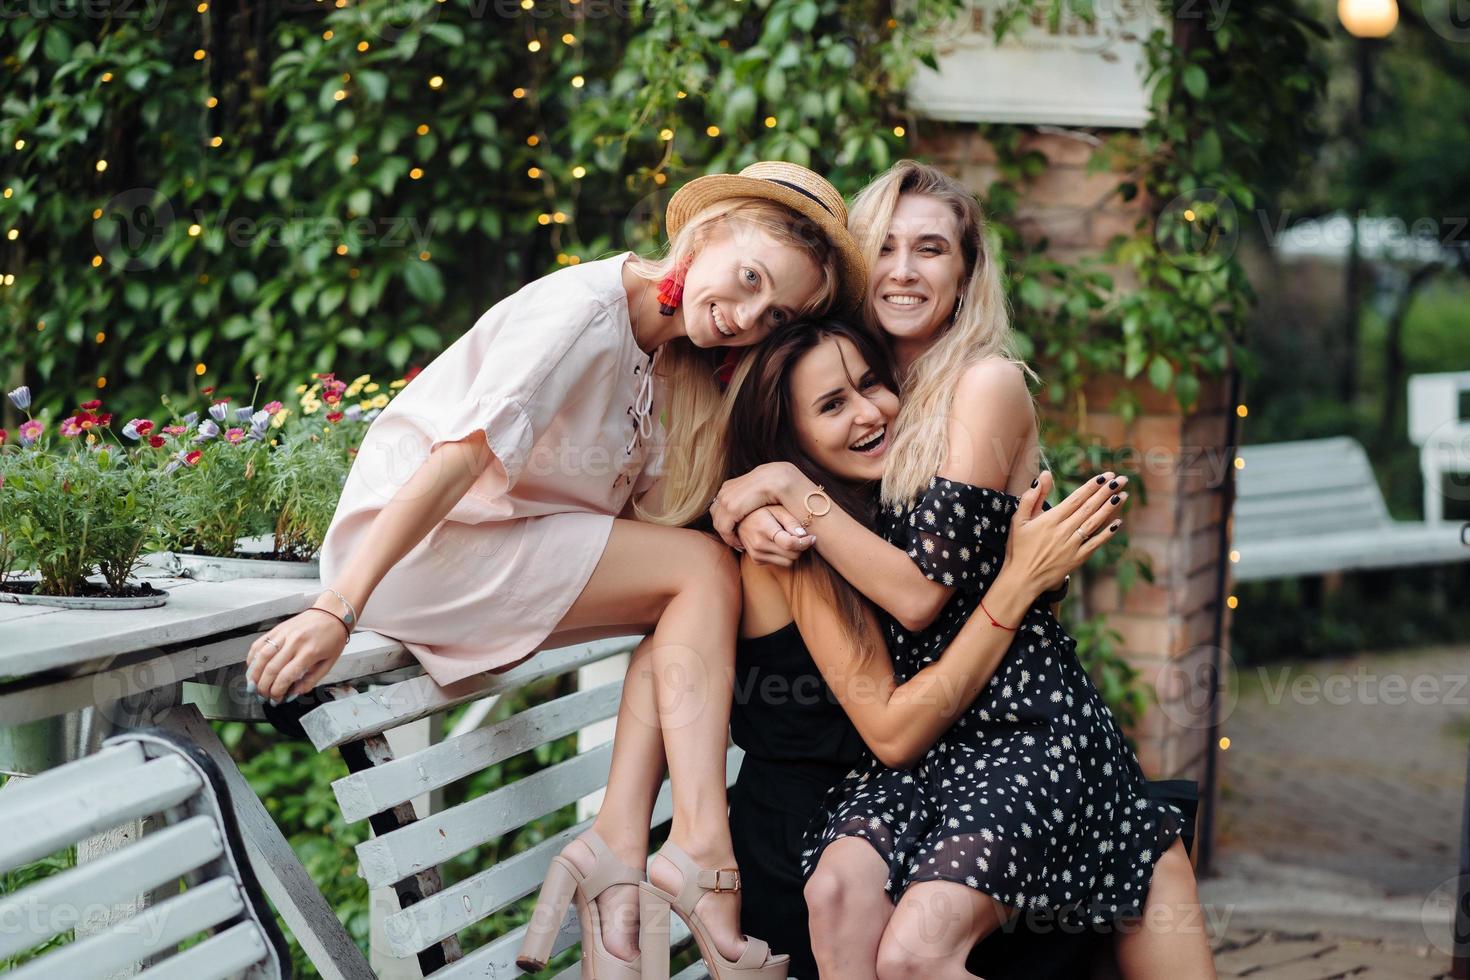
{"left": 1, "top": 0, "right": 1330, "bottom": 974}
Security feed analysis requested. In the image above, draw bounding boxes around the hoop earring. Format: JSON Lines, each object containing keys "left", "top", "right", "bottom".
{"left": 951, "top": 291, "right": 965, "bottom": 323}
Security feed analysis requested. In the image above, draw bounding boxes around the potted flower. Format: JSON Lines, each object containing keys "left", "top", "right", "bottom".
{"left": 148, "top": 372, "right": 396, "bottom": 580}
{"left": 0, "top": 389, "right": 171, "bottom": 609}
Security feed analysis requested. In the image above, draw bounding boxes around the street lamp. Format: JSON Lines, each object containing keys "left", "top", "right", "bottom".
{"left": 1334, "top": 0, "right": 1398, "bottom": 404}
{"left": 1338, "top": 0, "right": 1398, "bottom": 38}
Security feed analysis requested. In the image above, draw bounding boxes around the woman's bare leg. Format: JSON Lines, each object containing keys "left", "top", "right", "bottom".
{"left": 804, "top": 838, "right": 895, "bottom": 980}
{"left": 1114, "top": 839, "right": 1218, "bottom": 979}
{"left": 550, "top": 635, "right": 665, "bottom": 961}
{"left": 875, "top": 881, "right": 1011, "bottom": 980}
{"left": 550, "top": 519, "right": 751, "bottom": 961}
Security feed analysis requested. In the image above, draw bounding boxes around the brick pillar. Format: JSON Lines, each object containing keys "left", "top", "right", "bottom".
{"left": 917, "top": 123, "right": 1236, "bottom": 792}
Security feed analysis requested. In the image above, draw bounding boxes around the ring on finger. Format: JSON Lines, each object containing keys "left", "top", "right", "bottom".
{"left": 263, "top": 636, "right": 281, "bottom": 651}
{"left": 1074, "top": 528, "right": 1092, "bottom": 541}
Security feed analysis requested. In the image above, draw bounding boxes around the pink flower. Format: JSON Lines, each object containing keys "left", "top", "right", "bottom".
{"left": 59, "top": 416, "right": 83, "bottom": 438}
{"left": 0, "top": 429, "right": 7, "bottom": 446}
{"left": 80, "top": 399, "right": 102, "bottom": 411}
{"left": 263, "top": 400, "right": 283, "bottom": 414}
{"left": 224, "top": 427, "right": 245, "bottom": 444}
{"left": 19, "top": 419, "right": 43, "bottom": 444}
{"left": 162, "top": 424, "right": 187, "bottom": 436}
{"left": 133, "top": 419, "right": 155, "bottom": 436}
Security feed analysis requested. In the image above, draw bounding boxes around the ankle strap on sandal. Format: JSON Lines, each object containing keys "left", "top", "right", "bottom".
{"left": 695, "top": 869, "right": 741, "bottom": 893}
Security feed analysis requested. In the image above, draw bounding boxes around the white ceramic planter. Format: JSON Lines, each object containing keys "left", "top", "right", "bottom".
{"left": 145, "top": 550, "right": 320, "bottom": 582}
{"left": 0, "top": 581, "right": 169, "bottom": 610}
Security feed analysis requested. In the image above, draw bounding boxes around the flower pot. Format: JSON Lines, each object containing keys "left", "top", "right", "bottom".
{"left": 145, "top": 550, "right": 320, "bottom": 582}
{"left": 0, "top": 580, "right": 169, "bottom": 610}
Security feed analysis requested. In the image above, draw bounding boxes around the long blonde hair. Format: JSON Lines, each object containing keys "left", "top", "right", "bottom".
{"left": 631, "top": 198, "right": 840, "bottom": 526}
{"left": 848, "top": 160, "right": 1045, "bottom": 507}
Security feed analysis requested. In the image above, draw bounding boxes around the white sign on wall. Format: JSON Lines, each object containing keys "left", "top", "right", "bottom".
{"left": 905, "top": 0, "right": 1164, "bottom": 129}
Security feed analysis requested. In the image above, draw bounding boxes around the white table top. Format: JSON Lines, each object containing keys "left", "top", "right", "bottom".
{"left": 0, "top": 574, "right": 320, "bottom": 681}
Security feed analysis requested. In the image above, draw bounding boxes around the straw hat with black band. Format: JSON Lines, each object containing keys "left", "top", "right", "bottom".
{"left": 665, "top": 161, "right": 868, "bottom": 314}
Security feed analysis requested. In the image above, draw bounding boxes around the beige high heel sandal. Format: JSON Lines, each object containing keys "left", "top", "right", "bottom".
{"left": 516, "top": 831, "right": 645, "bottom": 979}
{"left": 637, "top": 841, "right": 788, "bottom": 980}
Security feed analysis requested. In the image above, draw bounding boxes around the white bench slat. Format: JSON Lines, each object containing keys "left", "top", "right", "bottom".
{"left": 0, "top": 741, "right": 144, "bottom": 807}
{"left": 303, "top": 637, "right": 640, "bottom": 751}
{"left": 385, "top": 747, "right": 746, "bottom": 958}
{"left": 434, "top": 897, "right": 699, "bottom": 980}
{"left": 132, "top": 920, "right": 272, "bottom": 980}
{"left": 4, "top": 876, "right": 244, "bottom": 980}
{"left": 0, "top": 814, "right": 224, "bottom": 960}
{"left": 355, "top": 742, "right": 615, "bottom": 889}
{"left": 1232, "top": 522, "right": 1470, "bottom": 581}
{"left": 0, "top": 755, "right": 202, "bottom": 873}
{"left": 333, "top": 681, "right": 624, "bottom": 823}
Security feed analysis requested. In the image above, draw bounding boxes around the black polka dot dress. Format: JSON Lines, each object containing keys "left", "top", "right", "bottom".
{"left": 799, "top": 476, "right": 1185, "bottom": 925}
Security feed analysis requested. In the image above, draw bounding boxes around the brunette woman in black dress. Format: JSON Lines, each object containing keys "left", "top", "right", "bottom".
{"left": 721, "top": 319, "right": 1129, "bottom": 979}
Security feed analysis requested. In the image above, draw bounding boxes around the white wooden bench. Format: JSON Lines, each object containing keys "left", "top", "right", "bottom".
{"left": 1407, "top": 370, "right": 1470, "bottom": 525}
{"left": 1230, "top": 435, "right": 1470, "bottom": 581}
{"left": 0, "top": 727, "right": 290, "bottom": 979}
{"left": 296, "top": 635, "right": 733, "bottom": 979}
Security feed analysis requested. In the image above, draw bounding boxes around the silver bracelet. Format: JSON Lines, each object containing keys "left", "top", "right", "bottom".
{"left": 324, "top": 588, "right": 358, "bottom": 630}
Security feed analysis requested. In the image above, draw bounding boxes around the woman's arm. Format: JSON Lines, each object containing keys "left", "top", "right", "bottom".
{"left": 770, "top": 473, "right": 1124, "bottom": 768}
{"left": 248, "top": 432, "right": 493, "bottom": 700}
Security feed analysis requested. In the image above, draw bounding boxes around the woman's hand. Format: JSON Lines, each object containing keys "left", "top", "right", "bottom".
{"left": 734, "top": 505, "right": 817, "bottom": 567}
{"left": 710, "top": 462, "right": 806, "bottom": 548}
{"left": 246, "top": 602, "right": 352, "bottom": 702}
{"left": 1003, "top": 470, "right": 1128, "bottom": 594}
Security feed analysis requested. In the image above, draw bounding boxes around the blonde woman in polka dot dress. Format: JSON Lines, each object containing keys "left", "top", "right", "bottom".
{"left": 712, "top": 162, "right": 1216, "bottom": 979}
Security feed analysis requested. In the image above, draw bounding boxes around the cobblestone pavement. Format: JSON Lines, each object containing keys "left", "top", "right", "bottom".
{"left": 1203, "top": 643, "right": 1469, "bottom": 977}
{"left": 1217, "top": 644, "right": 1469, "bottom": 897}
{"left": 1213, "top": 929, "right": 1454, "bottom": 979}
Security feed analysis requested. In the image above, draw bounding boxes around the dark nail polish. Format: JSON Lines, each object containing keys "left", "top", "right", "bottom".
{"left": 1110, "top": 521, "right": 1121, "bottom": 532}
{"left": 1110, "top": 494, "right": 1120, "bottom": 505}
{"left": 1108, "top": 480, "right": 1118, "bottom": 490}
{"left": 1095, "top": 475, "right": 1106, "bottom": 484}
{"left": 1030, "top": 477, "right": 1039, "bottom": 488}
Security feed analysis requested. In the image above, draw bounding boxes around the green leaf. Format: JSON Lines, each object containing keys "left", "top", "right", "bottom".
{"left": 402, "top": 260, "right": 444, "bottom": 305}
{"left": 357, "top": 70, "right": 389, "bottom": 103}
{"left": 427, "top": 22, "right": 465, "bottom": 46}
{"left": 318, "top": 285, "right": 346, "bottom": 316}
{"left": 347, "top": 189, "right": 373, "bottom": 216}
{"left": 1182, "top": 65, "right": 1208, "bottom": 100}
{"left": 1147, "top": 354, "right": 1174, "bottom": 392}
{"left": 230, "top": 271, "right": 258, "bottom": 301}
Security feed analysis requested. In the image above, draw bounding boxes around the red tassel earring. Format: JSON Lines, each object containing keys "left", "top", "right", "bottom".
{"left": 657, "top": 255, "right": 691, "bottom": 317}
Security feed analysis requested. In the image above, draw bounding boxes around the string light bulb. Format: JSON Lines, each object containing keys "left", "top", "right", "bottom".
{"left": 193, "top": 48, "right": 206, "bottom": 60}
{"left": 333, "top": 89, "right": 348, "bottom": 101}
{"left": 571, "top": 165, "right": 586, "bottom": 178}
{"left": 659, "top": 128, "right": 674, "bottom": 141}
{"left": 893, "top": 125, "right": 906, "bottom": 137}
{"left": 571, "top": 75, "right": 585, "bottom": 88}
{"left": 429, "top": 75, "right": 444, "bottom": 89}
{"left": 1236, "top": 404, "right": 1248, "bottom": 417}
{"left": 528, "top": 39, "right": 541, "bottom": 52}
{"left": 416, "top": 123, "right": 430, "bottom": 135}
{"left": 188, "top": 223, "right": 202, "bottom": 236}
{"left": 764, "top": 116, "right": 777, "bottom": 128}
{"left": 205, "top": 95, "right": 218, "bottom": 108}
{"left": 209, "top": 136, "right": 223, "bottom": 147}
{"left": 91, "top": 255, "right": 103, "bottom": 267}
{"left": 561, "top": 32, "right": 575, "bottom": 44}
{"left": 5, "top": 229, "right": 16, "bottom": 241}
{"left": 14, "top": 139, "right": 25, "bottom": 150}
{"left": 409, "top": 167, "right": 424, "bottom": 179}
{"left": 527, "top": 167, "right": 541, "bottom": 178}
{"left": 706, "top": 125, "right": 720, "bottom": 137}
{"left": 101, "top": 71, "right": 113, "bottom": 82}
{"left": 195, "top": 363, "right": 207, "bottom": 376}
{"left": 513, "top": 87, "right": 526, "bottom": 98}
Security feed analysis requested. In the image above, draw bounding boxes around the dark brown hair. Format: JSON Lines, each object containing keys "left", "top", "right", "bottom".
{"left": 725, "top": 317, "right": 898, "bottom": 663}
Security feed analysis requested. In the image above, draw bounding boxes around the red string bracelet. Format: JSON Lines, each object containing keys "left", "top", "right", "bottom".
{"left": 301, "top": 605, "right": 352, "bottom": 642}
{"left": 978, "top": 596, "right": 1020, "bottom": 631}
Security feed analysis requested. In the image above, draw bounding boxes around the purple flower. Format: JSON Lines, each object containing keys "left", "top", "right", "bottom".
{"left": 163, "top": 459, "right": 182, "bottom": 475}
{"left": 7, "top": 386, "right": 30, "bottom": 411}
{"left": 235, "top": 406, "right": 254, "bottom": 422}
{"left": 182, "top": 411, "right": 199, "bottom": 426}
{"left": 365, "top": 408, "right": 382, "bottom": 421}
{"left": 208, "top": 402, "right": 230, "bottom": 422}
{"left": 194, "top": 419, "right": 219, "bottom": 442}
{"left": 246, "top": 410, "right": 272, "bottom": 441}
{"left": 344, "top": 404, "right": 363, "bottom": 422}
{"left": 122, "top": 420, "right": 141, "bottom": 440}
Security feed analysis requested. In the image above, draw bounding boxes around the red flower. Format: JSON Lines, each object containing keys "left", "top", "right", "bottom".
{"left": 0, "top": 428, "right": 7, "bottom": 446}
{"left": 213, "top": 396, "right": 231, "bottom": 405}
{"left": 323, "top": 392, "right": 341, "bottom": 405}
{"left": 80, "top": 399, "right": 102, "bottom": 411}
{"left": 325, "top": 411, "right": 344, "bottom": 423}
{"left": 133, "top": 419, "right": 155, "bottom": 436}
{"left": 95, "top": 412, "right": 112, "bottom": 427}
{"left": 184, "top": 450, "right": 202, "bottom": 466}
{"left": 403, "top": 365, "right": 423, "bottom": 383}
{"left": 148, "top": 435, "right": 166, "bottom": 448}
{"left": 201, "top": 386, "right": 216, "bottom": 396}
